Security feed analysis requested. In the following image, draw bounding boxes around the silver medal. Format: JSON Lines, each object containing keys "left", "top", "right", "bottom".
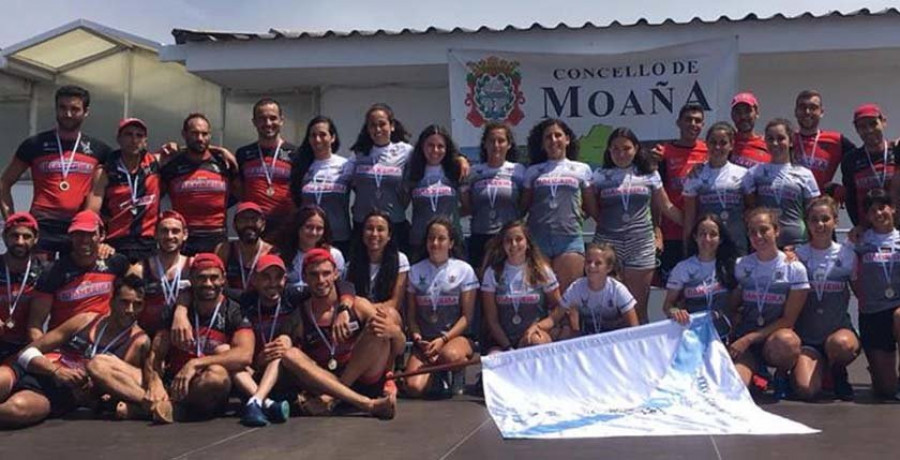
{"left": 511, "top": 314, "right": 522, "bottom": 325}
{"left": 548, "top": 200, "right": 558, "bottom": 210}
{"left": 375, "top": 189, "right": 383, "bottom": 200}
{"left": 59, "top": 180, "right": 70, "bottom": 191}
{"left": 886, "top": 287, "right": 896, "bottom": 299}
{"left": 266, "top": 186, "right": 275, "bottom": 197}
{"left": 5, "top": 319, "right": 13, "bottom": 329}
{"left": 622, "top": 213, "right": 631, "bottom": 223}
{"left": 816, "top": 308, "right": 824, "bottom": 315}
{"left": 429, "top": 312, "right": 439, "bottom": 324}
{"left": 327, "top": 358, "right": 338, "bottom": 371}
{"left": 489, "top": 209, "right": 497, "bottom": 220}
{"left": 130, "top": 207, "right": 139, "bottom": 216}
{"left": 757, "top": 316, "right": 765, "bottom": 327}
{"left": 720, "top": 211, "right": 729, "bottom": 220}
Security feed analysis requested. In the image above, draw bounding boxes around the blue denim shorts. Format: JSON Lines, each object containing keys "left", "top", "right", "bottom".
{"left": 533, "top": 233, "right": 585, "bottom": 259}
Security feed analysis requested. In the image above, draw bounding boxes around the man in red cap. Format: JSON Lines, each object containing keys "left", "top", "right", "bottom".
{"left": 27, "top": 210, "right": 133, "bottom": 342}
{"left": 160, "top": 114, "right": 237, "bottom": 256}
{"left": 0, "top": 212, "right": 45, "bottom": 361}
{"left": 729, "top": 92, "right": 771, "bottom": 168}
{"left": 0, "top": 85, "right": 112, "bottom": 257}
{"left": 215, "top": 202, "right": 276, "bottom": 292}
{"left": 146, "top": 253, "right": 254, "bottom": 422}
{"left": 793, "top": 90, "right": 857, "bottom": 202}
{"left": 841, "top": 104, "right": 898, "bottom": 226}
{"left": 136, "top": 210, "right": 192, "bottom": 337}
{"left": 279, "top": 247, "right": 403, "bottom": 419}
{"left": 235, "top": 98, "right": 296, "bottom": 232}
{"left": 86, "top": 118, "right": 162, "bottom": 263}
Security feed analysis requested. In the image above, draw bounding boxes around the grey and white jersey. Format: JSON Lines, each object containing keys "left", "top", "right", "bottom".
{"left": 665, "top": 256, "right": 729, "bottom": 314}
{"left": 734, "top": 251, "right": 809, "bottom": 336}
{"left": 482, "top": 262, "right": 559, "bottom": 343}
{"left": 562, "top": 276, "right": 635, "bottom": 334}
{"left": 300, "top": 155, "right": 353, "bottom": 241}
{"left": 350, "top": 142, "right": 413, "bottom": 224}
{"left": 407, "top": 258, "right": 478, "bottom": 340}
{"left": 682, "top": 162, "right": 752, "bottom": 253}
{"left": 464, "top": 161, "right": 525, "bottom": 235}
{"left": 746, "top": 163, "right": 820, "bottom": 247}
{"left": 795, "top": 242, "right": 856, "bottom": 345}
{"left": 523, "top": 159, "right": 592, "bottom": 237}
{"left": 409, "top": 165, "right": 461, "bottom": 246}
{"left": 591, "top": 166, "right": 662, "bottom": 243}
{"left": 854, "top": 229, "right": 900, "bottom": 315}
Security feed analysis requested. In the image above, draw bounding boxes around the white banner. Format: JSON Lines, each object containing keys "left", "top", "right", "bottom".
{"left": 448, "top": 39, "right": 738, "bottom": 164}
{"left": 482, "top": 313, "right": 818, "bottom": 438}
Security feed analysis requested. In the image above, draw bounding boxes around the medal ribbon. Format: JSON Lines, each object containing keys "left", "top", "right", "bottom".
{"left": 154, "top": 256, "right": 184, "bottom": 307}
{"left": 620, "top": 168, "right": 634, "bottom": 215}
{"left": 4, "top": 258, "right": 32, "bottom": 320}
{"left": 117, "top": 158, "right": 142, "bottom": 212}
{"left": 880, "top": 238, "right": 897, "bottom": 290}
{"left": 753, "top": 262, "right": 776, "bottom": 326}
{"left": 256, "top": 299, "right": 282, "bottom": 343}
{"left": 307, "top": 303, "right": 337, "bottom": 361}
{"left": 796, "top": 130, "right": 821, "bottom": 170}
{"left": 90, "top": 319, "right": 135, "bottom": 358}
{"left": 55, "top": 131, "right": 83, "bottom": 181}
{"left": 194, "top": 301, "right": 224, "bottom": 357}
{"left": 810, "top": 247, "right": 835, "bottom": 302}
{"left": 866, "top": 141, "right": 890, "bottom": 186}
{"left": 237, "top": 244, "right": 263, "bottom": 290}
{"left": 256, "top": 141, "right": 283, "bottom": 190}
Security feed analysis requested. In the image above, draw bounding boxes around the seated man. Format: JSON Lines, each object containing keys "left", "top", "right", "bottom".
{"left": 280, "top": 248, "right": 404, "bottom": 419}
{"left": 0, "top": 274, "right": 149, "bottom": 428}
{"left": 0, "top": 212, "right": 45, "bottom": 361}
{"left": 146, "top": 253, "right": 254, "bottom": 422}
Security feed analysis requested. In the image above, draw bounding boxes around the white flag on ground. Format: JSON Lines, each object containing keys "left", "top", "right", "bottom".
{"left": 482, "top": 313, "right": 818, "bottom": 438}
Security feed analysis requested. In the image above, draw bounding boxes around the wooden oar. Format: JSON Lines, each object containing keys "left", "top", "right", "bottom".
{"left": 386, "top": 356, "right": 482, "bottom": 380}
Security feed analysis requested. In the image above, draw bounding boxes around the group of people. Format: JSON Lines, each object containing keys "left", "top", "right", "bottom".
{"left": 0, "top": 84, "right": 897, "bottom": 430}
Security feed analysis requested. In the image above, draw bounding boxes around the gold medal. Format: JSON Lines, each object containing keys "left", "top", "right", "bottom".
{"left": 59, "top": 180, "right": 70, "bottom": 191}
{"left": 266, "top": 186, "right": 275, "bottom": 197}
{"left": 327, "top": 357, "right": 338, "bottom": 371}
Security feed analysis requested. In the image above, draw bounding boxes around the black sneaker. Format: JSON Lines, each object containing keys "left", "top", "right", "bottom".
{"left": 832, "top": 367, "right": 854, "bottom": 401}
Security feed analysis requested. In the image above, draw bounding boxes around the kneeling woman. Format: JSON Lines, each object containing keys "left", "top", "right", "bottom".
{"left": 663, "top": 214, "right": 737, "bottom": 324}
{"left": 852, "top": 189, "right": 900, "bottom": 400}
{"left": 562, "top": 243, "right": 639, "bottom": 335}
{"left": 730, "top": 208, "right": 809, "bottom": 399}
{"left": 481, "top": 220, "right": 564, "bottom": 353}
{"left": 404, "top": 217, "right": 478, "bottom": 397}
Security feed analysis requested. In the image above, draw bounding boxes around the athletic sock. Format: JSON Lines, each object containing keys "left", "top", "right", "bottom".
{"left": 247, "top": 396, "right": 262, "bottom": 407}
{"left": 263, "top": 398, "right": 274, "bottom": 409}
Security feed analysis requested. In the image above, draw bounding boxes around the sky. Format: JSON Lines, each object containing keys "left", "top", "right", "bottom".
{"left": 1, "top": 0, "right": 898, "bottom": 47}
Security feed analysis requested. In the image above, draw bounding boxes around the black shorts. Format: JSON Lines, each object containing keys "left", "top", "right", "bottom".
{"left": 859, "top": 307, "right": 898, "bottom": 353}
{"left": 9, "top": 361, "right": 77, "bottom": 416}
{"left": 658, "top": 240, "right": 685, "bottom": 285}
{"left": 183, "top": 230, "right": 227, "bottom": 256}
{"left": 0, "top": 341, "right": 24, "bottom": 363}
{"left": 108, "top": 236, "right": 157, "bottom": 264}
{"left": 35, "top": 218, "right": 71, "bottom": 255}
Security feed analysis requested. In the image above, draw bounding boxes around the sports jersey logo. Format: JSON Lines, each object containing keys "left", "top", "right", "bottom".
{"left": 355, "top": 164, "right": 403, "bottom": 177}
{"left": 38, "top": 159, "right": 95, "bottom": 174}
{"left": 412, "top": 184, "right": 454, "bottom": 198}
{"left": 244, "top": 164, "right": 291, "bottom": 180}
{"left": 535, "top": 176, "right": 578, "bottom": 187}
{"left": 743, "top": 291, "right": 786, "bottom": 303}
{"left": 58, "top": 280, "right": 113, "bottom": 302}
{"left": 600, "top": 186, "right": 649, "bottom": 198}
{"left": 174, "top": 177, "right": 228, "bottom": 193}
{"left": 473, "top": 178, "right": 513, "bottom": 191}
{"left": 302, "top": 182, "right": 348, "bottom": 193}
{"left": 863, "top": 252, "right": 900, "bottom": 263}
{"left": 496, "top": 293, "right": 541, "bottom": 304}
{"left": 416, "top": 295, "right": 459, "bottom": 306}
{"left": 464, "top": 56, "right": 525, "bottom": 128}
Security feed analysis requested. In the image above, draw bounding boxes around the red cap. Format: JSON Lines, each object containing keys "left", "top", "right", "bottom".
{"left": 302, "top": 248, "right": 335, "bottom": 272}
{"left": 4, "top": 212, "right": 38, "bottom": 233}
{"left": 67, "top": 210, "right": 103, "bottom": 233}
{"left": 255, "top": 254, "right": 286, "bottom": 274}
{"left": 853, "top": 103, "right": 884, "bottom": 122}
{"left": 235, "top": 202, "right": 264, "bottom": 217}
{"left": 158, "top": 210, "right": 188, "bottom": 228}
{"left": 191, "top": 253, "right": 225, "bottom": 273}
{"left": 117, "top": 118, "right": 148, "bottom": 135}
{"left": 731, "top": 92, "right": 758, "bottom": 108}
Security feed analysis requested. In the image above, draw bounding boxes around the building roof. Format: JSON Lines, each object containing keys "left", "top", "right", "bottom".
{"left": 172, "top": 7, "right": 900, "bottom": 44}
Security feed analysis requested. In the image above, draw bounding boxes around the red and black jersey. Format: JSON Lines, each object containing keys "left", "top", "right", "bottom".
{"left": 102, "top": 151, "right": 161, "bottom": 242}
{"left": 140, "top": 256, "right": 192, "bottom": 336}
{"left": 841, "top": 143, "right": 900, "bottom": 226}
{"left": 166, "top": 297, "right": 251, "bottom": 375}
{"left": 239, "top": 289, "right": 300, "bottom": 353}
{"left": 14, "top": 130, "right": 111, "bottom": 221}
{"left": 658, "top": 141, "right": 708, "bottom": 240}
{"left": 57, "top": 315, "right": 145, "bottom": 371}
{"left": 793, "top": 130, "right": 855, "bottom": 190}
{"left": 730, "top": 133, "right": 770, "bottom": 169}
{"left": 236, "top": 141, "right": 296, "bottom": 217}
{"left": 224, "top": 242, "right": 279, "bottom": 291}
{"left": 0, "top": 256, "right": 45, "bottom": 346}
{"left": 160, "top": 151, "right": 233, "bottom": 233}
{"left": 34, "top": 254, "right": 130, "bottom": 330}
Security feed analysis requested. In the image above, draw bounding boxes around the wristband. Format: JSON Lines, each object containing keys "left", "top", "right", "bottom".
{"left": 440, "top": 332, "right": 450, "bottom": 344}
{"left": 337, "top": 303, "right": 351, "bottom": 315}
{"left": 17, "top": 347, "right": 43, "bottom": 370}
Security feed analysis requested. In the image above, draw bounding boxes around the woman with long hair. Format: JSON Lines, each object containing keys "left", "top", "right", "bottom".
{"left": 480, "top": 220, "right": 564, "bottom": 353}
{"left": 746, "top": 118, "right": 820, "bottom": 248}
{"left": 272, "top": 205, "right": 345, "bottom": 287}
{"left": 561, "top": 242, "right": 639, "bottom": 334}
{"left": 403, "top": 217, "right": 478, "bottom": 398}
{"left": 291, "top": 116, "right": 353, "bottom": 255}
{"left": 521, "top": 119, "right": 598, "bottom": 293}
{"left": 793, "top": 196, "right": 859, "bottom": 401}
{"left": 663, "top": 214, "right": 737, "bottom": 324}
{"left": 682, "top": 122, "right": 753, "bottom": 255}
{"left": 461, "top": 122, "right": 525, "bottom": 271}
{"left": 347, "top": 210, "right": 409, "bottom": 311}
{"left": 729, "top": 207, "right": 809, "bottom": 399}
{"left": 405, "top": 125, "right": 464, "bottom": 260}
{"left": 591, "top": 127, "right": 683, "bottom": 324}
